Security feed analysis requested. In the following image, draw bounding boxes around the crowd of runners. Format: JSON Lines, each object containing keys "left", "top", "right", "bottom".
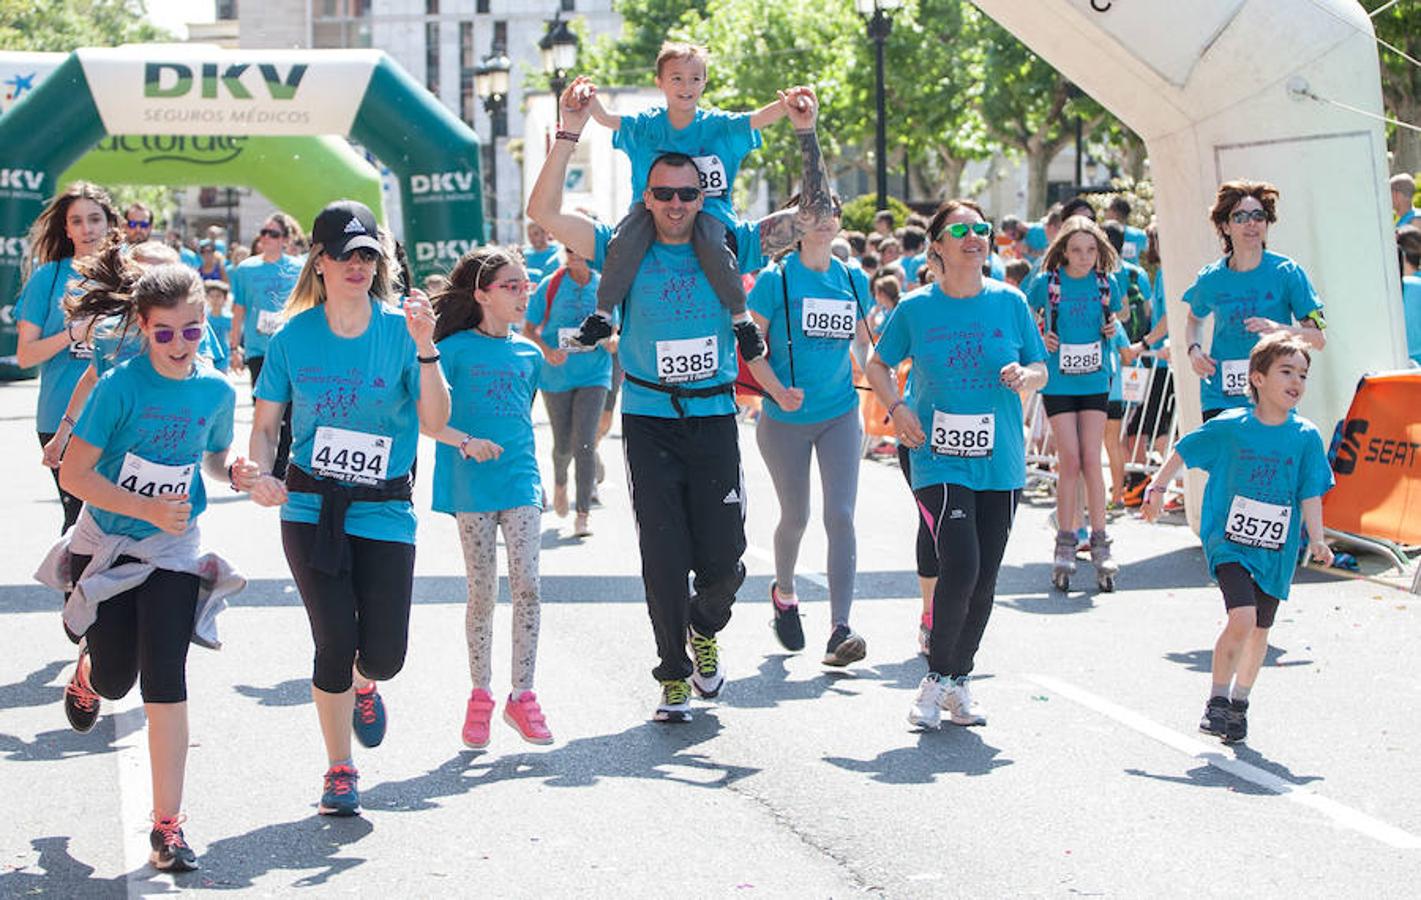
{"left": 13, "top": 39, "right": 1421, "bottom": 874}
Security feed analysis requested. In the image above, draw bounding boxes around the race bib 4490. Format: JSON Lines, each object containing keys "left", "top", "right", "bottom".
{"left": 118, "top": 452, "right": 193, "bottom": 497}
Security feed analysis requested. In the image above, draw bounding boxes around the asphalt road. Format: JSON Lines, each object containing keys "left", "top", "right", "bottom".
{"left": 1, "top": 375, "right": 1417, "bottom": 898}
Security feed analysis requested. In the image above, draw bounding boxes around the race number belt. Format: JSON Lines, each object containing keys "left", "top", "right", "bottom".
{"left": 656, "top": 335, "right": 718, "bottom": 384}
{"left": 692, "top": 154, "right": 728, "bottom": 197}
{"left": 930, "top": 411, "right": 995, "bottom": 458}
{"left": 312, "top": 426, "right": 390, "bottom": 486}
{"left": 256, "top": 309, "right": 283, "bottom": 336}
{"left": 117, "top": 452, "right": 194, "bottom": 497}
{"left": 1059, "top": 341, "right": 1102, "bottom": 375}
{"left": 1220, "top": 358, "right": 1249, "bottom": 397}
{"left": 801, "top": 298, "right": 855, "bottom": 339}
{"left": 1225, "top": 495, "right": 1290, "bottom": 550}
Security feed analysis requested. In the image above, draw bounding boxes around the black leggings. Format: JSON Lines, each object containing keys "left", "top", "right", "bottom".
{"left": 281, "top": 521, "right": 416, "bottom": 694}
{"left": 69, "top": 554, "right": 199, "bottom": 704}
{"left": 898, "top": 444, "right": 937, "bottom": 579}
{"left": 38, "top": 432, "right": 83, "bottom": 534}
{"left": 911, "top": 483, "right": 1019, "bottom": 678}
{"left": 246, "top": 356, "right": 294, "bottom": 479}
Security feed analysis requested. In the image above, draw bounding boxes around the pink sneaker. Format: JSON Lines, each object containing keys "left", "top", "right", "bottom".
{"left": 503, "top": 691, "right": 554, "bottom": 745}
{"left": 462, "top": 689, "right": 495, "bottom": 749}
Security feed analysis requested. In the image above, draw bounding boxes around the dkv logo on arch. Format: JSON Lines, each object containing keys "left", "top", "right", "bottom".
{"left": 409, "top": 172, "right": 477, "bottom": 196}
{"left": 415, "top": 239, "right": 477, "bottom": 263}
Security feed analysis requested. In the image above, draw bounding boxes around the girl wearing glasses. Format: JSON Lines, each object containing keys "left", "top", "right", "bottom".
{"left": 1028, "top": 216, "right": 1127, "bottom": 593}
{"left": 16, "top": 181, "right": 121, "bottom": 534}
{"left": 427, "top": 247, "right": 554, "bottom": 750}
{"left": 246, "top": 200, "right": 449, "bottom": 818}
{"left": 38, "top": 245, "right": 253, "bottom": 872}
{"left": 1183, "top": 180, "right": 1326, "bottom": 422}
{"left": 866, "top": 199, "right": 1047, "bottom": 730}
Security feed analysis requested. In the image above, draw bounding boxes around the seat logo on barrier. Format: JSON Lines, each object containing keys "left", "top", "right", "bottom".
{"left": 1333, "top": 418, "right": 1368, "bottom": 476}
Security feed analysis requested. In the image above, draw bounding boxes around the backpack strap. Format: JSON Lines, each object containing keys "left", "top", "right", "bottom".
{"left": 778, "top": 259, "right": 796, "bottom": 387}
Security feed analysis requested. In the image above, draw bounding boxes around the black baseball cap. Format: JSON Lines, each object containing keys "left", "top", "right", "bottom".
{"left": 311, "top": 200, "right": 381, "bottom": 258}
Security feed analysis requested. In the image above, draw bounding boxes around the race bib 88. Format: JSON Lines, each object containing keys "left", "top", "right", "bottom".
{"left": 930, "top": 411, "right": 995, "bottom": 458}
{"left": 312, "top": 426, "right": 390, "bottom": 485}
{"left": 117, "top": 452, "right": 194, "bottom": 497}
{"left": 655, "top": 335, "right": 717, "bottom": 384}
{"left": 801, "top": 298, "right": 855, "bottom": 340}
{"left": 692, "top": 155, "right": 728, "bottom": 197}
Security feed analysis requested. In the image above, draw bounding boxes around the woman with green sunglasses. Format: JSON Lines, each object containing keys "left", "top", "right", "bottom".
{"left": 867, "top": 199, "right": 1048, "bottom": 730}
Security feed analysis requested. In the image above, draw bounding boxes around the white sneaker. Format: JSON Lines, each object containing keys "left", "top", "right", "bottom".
{"left": 687, "top": 627, "right": 724, "bottom": 699}
{"left": 942, "top": 678, "right": 987, "bottom": 726}
{"left": 908, "top": 674, "right": 947, "bottom": 729}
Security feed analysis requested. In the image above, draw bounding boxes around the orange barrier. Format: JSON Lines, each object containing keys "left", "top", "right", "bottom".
{"left": 1325, "top": 370, "right": 1421, "bottom": 545}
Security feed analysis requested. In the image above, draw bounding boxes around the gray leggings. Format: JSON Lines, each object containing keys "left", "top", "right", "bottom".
{"left": 754, "top": 408, "right": 862, "bottom": 625}
{"left": 457, "top": 507, "right": 541, "bottom": 692}
{"left": 542, "top": 386, "right": 609, "bottom": 514}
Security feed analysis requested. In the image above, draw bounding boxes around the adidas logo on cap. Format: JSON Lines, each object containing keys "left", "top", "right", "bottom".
{"left": 344, "top": 216, "right": 365, "bottom": 234}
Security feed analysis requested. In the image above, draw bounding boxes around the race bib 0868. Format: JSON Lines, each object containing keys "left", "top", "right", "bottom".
{"left": 801, "top": 298, "right": 855, "bottom": 340}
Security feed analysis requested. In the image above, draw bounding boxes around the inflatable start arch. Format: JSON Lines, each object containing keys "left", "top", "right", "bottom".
{"left": 0, "top": 45, "right": 484, "bottom": 378}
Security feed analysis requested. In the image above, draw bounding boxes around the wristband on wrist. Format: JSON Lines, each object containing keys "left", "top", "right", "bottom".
{"left": 226, "top": 462, "right": 241, "bottom": 492}
{"left": 1187, "top": 342, "right": 1202, "bottom": 355}
{"left": 555, "top": 130, "right": 581, "bottom": 143}
{"left": 887, "top": 399, "right": 903, "bottom": 417}
{"left": 61, "top": 414, "right": 76, "bottom": 428}
{"left": 418, "top": 352, "right": 441, "bottom": 364}
{"left": 459, "top": 434, "right": 474, "bottom": 458}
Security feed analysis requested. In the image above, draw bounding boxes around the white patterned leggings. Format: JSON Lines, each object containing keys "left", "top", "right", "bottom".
{"left": 456, "top": 506, "right": 542, "bottom": 693}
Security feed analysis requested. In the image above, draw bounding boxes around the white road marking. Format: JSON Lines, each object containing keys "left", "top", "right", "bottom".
{"left": 1026, "top": 674, "right": 1421, "bottom": 850}
{"left": 107, "top": 692, "right": 155, "bottom": 891}
{"left": 745, "top": 544, "right": 829, "bottom": 589}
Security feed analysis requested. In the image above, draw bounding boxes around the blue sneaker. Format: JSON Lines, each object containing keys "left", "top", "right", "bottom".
{"left": 318, "top": 764, "right": 361, "bottom": 816}
{"left": 352, "top": 684, "right": 386, "bottom": 748}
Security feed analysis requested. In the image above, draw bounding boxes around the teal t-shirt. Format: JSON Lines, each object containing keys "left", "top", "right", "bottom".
{"left": 180, "top": 246, "right": 201, "bottom": 270}
{"left": 875, "top": 281, "right": 1047, "bottom": 491}
{"left": 72, "top": 354, "right": 235, "bottom": 540}
{"left": 1105, "top": 328, "right": 1131, "bottom": 403}
{"left": 1183, "top": 251, "right": 1322, "bottom": 413}
{"left": 253, "top": 298, "right": 423, "bottom": 544}
{"left": 592, "top": 220, "right": 764, "bottom": 418}
{"left": 432, "top": 330, "right": 543, "bottom": 514}
{"left": 902, "top": 252, "right": 926, "bottom": 286}
{"left": 1149, "top": 269, "right": 1169, "bottom": 370}
{"left": 16, "top": 258, "right": 90, "bottom": 433}
{"left": 1119, "top": 225, "right": 1148, "bottom": 263}
{"left": 525, "top": 267, "right": 615, "bottom": 393}
{"left": 230, "top": 254, "right": 303, "bottom": 358}
{"left": 1027, "top": 269, "right": 1124, "bottom": 397}
{"left": 1402, "top": 275, "right": 1421, "bottom": 366}
{"left": 1174, "top": 408, "right": 1334, "bottom": 600}
{"left": 746, "top": 253, "right": 869, "bottom": 425}
{"left": 613, "top": 107, "right": 761, "bottom": 227}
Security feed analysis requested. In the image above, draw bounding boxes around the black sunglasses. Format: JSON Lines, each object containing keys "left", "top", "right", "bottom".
{"left": 260, "top": 227, "right": 286, "bottom": 238}
{"left": 1229, "top": 209, "right": 1268, "bottom": 224}
{"left": 328, "top": 246, "right": 381, "bottom": 263}
{"left": 649, "top": 186, "right": 702, "bottom": 202}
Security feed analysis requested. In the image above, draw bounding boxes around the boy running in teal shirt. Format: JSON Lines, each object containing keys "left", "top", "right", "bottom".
{"left": 1142, "top": 332, "right": 1334, "bottom": 744}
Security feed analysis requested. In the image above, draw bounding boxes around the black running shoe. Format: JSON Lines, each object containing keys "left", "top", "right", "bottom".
{"left": 1223, "top": 699, "right": 1248, "bottom": 744}
{"left": 770, "top": 581, "right": 805, "bottom": 652}
{"left": 1199, "top": 696, "right": 1229, "bottom": 736}
{"left": 149, "top": 815, "right": 199, "bottom": 872}
{"left": 64, "top": 647, "right": 100, "bottom": 734}
{"left": 823, "top": 624, "right": 867, "bottom": 667}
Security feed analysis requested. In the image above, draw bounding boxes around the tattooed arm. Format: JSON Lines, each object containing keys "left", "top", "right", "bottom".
{"left": 758, "top": 87, "right": 834, "bottom": 257}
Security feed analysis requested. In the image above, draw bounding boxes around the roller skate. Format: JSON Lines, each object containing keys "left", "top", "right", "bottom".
{"left": 1090, "top": 530, "right": 1119, "bottom": 592}
{"left": 1051, "top": 529, "right": 1077, "bottom": 592}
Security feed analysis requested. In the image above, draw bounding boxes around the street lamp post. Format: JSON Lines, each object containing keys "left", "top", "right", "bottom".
{"left": 474, "top": 51, "right": 511, "bottom": 244}
{"left": 539, "top": 16, "right": 580, "bottom": 120}
{"left": 855, "top": 0, "right": 902, "bottom": 212}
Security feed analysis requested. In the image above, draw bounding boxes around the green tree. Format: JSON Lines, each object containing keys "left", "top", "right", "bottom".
{"left": 976, "top": 14, "right": 1101, "bottom": 216}
{"left": 0, "top": 0, "right": 169, "bottom": 51}
{"left": 1364, "top": 0, "right": 1421, "bottom": 175}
